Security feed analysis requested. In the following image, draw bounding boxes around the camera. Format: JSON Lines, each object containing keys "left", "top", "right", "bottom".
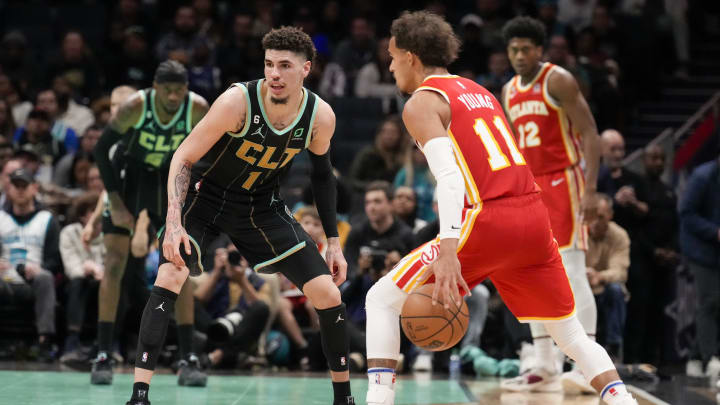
{"left": 228, "top": 250, "right": 243, "bottom": 266}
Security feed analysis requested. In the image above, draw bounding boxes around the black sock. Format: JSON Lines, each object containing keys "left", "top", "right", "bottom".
{"left": 98, "top": 321, "right": 114, "bottom": 353}
{"left": 332, "top": 381, "right": 351, "bottom": 402}
{"left": 177, "top": 324, "right": 194, "bottom": 358}
{"left": 131, "top": 382, "right": 150, "bottom": 401}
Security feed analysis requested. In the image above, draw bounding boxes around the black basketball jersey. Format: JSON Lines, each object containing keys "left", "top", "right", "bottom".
{"left": 192, "top": 79, "right": 319, "bottom": 201}
{"left": 123, "top": 88, "right": 199, "bottom": 170}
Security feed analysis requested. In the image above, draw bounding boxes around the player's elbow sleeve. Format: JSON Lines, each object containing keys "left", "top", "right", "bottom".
{"left": 423, "top": 137, "right": 465, "bottom": 239}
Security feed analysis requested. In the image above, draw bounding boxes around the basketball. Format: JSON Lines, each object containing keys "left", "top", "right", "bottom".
{"left": 400, "top": 283, "right": 470, "bottom": 352}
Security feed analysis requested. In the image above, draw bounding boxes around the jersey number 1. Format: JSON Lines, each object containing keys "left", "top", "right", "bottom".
{"left": 473, "top": 116, "right": 525, "bottom": 171}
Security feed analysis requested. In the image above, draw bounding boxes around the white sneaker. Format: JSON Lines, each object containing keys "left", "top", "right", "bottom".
{"left": 412, "top": 352, "right": 433, "bottom": 372}
{"left": 366, "top": 384, "right": 395, "bottom": 405}
{"left": 561, "top": 369, "right": 596, "bottom": 395}
{"left": 686, "top": 359, "right": 704, "bottom": 377}
{"left": 518, "top": 342, "right": 536, "bottom": 374}
{"left": 500, "top": 367, "right": 562, "bottom": 392}
{"left": 707, "top": 356, "right": 720, "bottom": 378}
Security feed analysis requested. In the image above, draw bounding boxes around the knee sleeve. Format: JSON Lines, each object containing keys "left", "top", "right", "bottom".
{"left": 316, "top": 303, "right": 350, "bottom": 372}
{"left": 561, "top": 249, "right": 597, "bottom": 336}
{"left": 135, "top": 286, "right": 177, "bottom": 370}
{"left": 365, "top": 276, "right": 407, "bottom": 360}
{"left": 544, "top": 315, "right": 615, "bottom": 380}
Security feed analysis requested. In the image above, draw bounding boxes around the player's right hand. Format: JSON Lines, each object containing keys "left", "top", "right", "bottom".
{"left": 163, "top": 223, "right": 191, "bottom": 268}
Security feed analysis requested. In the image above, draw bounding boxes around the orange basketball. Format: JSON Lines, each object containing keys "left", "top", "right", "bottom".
{"left": 400, "top": 283, "right": 470, "bottom": 352}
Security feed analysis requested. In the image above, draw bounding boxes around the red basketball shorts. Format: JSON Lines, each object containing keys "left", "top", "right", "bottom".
{"left": 534, "top": 165, "right": 587, "bottom": 251}
{"left": 389, "top": 192, "right": 576, "bottom": 322}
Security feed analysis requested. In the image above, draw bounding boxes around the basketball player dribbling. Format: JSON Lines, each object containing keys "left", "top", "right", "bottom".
{"left": 126, "top": 27, "right": 354, "bottom": 405}
{"left": 500, "top": 16, "right": 600, "bottom": 394}
{"left": 364, "top": 11, "right": 638, "bottom": 405}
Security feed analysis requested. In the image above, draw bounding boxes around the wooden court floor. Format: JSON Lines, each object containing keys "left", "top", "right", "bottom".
{"left": 0, "top": 367, "right": 711, "bottom": 404}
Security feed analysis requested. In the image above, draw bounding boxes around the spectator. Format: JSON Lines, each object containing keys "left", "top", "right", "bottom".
{"left": 320, "top": 16, "right": 376, "bottom": 98}
{"left": 597, "top": 129, "right": 650, "bottom": 364}
{"left": 679, "top": 155, "right": 720, "bottom": 376}
{"left": 0, "top": 73, "right": 33, "bottom": 127}
{"left": 394, "top": 145, "right": 436, "bottom": 222}
{"left": 188, "top": 42, "right": 222, "bottom": 101}
{"left": 354, "top": 37, "right": 399, "bottom": 113}
{"left": 29, "top": 89, "right": 79, "bottom": 154}
{"left": 193, "top": 0, "right": 222, "bottom": 46}
{"left": 0, "top": 99, "right": 17, "bottom": 142}
{"left": 476, "top": 49, "right": 514, "bottom": 99}
{"left": 344, "top": 181, "right": 416, "bottom": 278}
{"left": 348, "top": 115, "right": 408, "bottom": 194}
{"left": 586, "top": 193, "right": 630, "bottom": 359}
{"left": 86, "top": 165, "right": 104, "bottom": 194}
{"left": 545, "top": 35, "right": 591, "bottom": 99}
{"left": 641, "top": 145, "right": 680, "bottom": 365}
{"left": 297, "top": 206, "right": 328, "bottom": 257}
{"left": 0, "top": 168, "right": 62, "bottom": 361}
{"left": 557, "top": 0, "right": 597, "bottom": 33}
{"left": 53, "top": 125, "right": 101, "bottom": 189}
{"left": 537, "top": 0, "right": 575, "bottom": 42}
{"left": 90, "top": 96, "right": 112, "bottom": 128}
{"left": 13, "top": 109, "right": 68, "bottom": 165}
{"left": 107, "top": 26, "right": 156, "bottom": 89}
{"left": 589, "top": 5, "right": 621, "bottom": 61}
{"left": 0, "top": 31, "right": 36, "bottom": 96}
{"left": 0, "top": 143, "right": 14, "bottom": 173}
{"left": 475, "top": 0, "right": 508, "bottom": 51}
{"left": 392, "top": 186, "right": 427, "bottom": 233}
{"left": 156, "top": 5, "right": 214, "bottom": 66}
{"left": 193, "top": 247, "right": 271, "bottom": 368}
{"left": 453, "top": 14, "right": 487, "bottom": 78}
{"left": 52, "top": 75, "right": 95, "bottom": 136}
{"left": 59, "top": 192, "right": 104, "bottom": 359}
{"left": 0, "top": 158, "right": 23, "bottom": 205}
{"left": 45, "top": 31, "right": 104, "bottom": 101}
{"left": 217, "top": 13, "right": 264, "bottom": 86}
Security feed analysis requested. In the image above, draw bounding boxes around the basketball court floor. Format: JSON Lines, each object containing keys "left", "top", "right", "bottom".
{"left": 0, "top": 363, "right": 713, "bottom": 405}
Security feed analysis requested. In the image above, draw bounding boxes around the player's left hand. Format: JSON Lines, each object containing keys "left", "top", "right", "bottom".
{"left": 580, "top": 189, "right": 598, "bottom": 224}
{"left": 325, "top": 237, "right": 347, "bottom": 286}
{"left": 426, "top": 253, "right": 470, "bottom": 310}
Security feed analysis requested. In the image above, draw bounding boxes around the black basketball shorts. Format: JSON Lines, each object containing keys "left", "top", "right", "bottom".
{"left": 157, "top": 188, "right": 331, "bottom": 289}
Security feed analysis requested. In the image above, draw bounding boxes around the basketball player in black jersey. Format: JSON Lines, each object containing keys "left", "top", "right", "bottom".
{"left": 92, "top": 61, "right": 210, "bottom": 387}
{"left": 127, "top": 27, "right": 354, "bottom": 405}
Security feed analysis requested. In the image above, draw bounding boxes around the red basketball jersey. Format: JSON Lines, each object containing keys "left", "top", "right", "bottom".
{"left": 504, "top": 63, "right": 582, "bottom": 175}
{"left": 416, "top": 75, "right": 537, "bottom": 206}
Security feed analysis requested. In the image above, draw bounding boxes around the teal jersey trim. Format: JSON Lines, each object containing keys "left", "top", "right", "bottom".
{"left": 226, "top": 83, "right": 252, "bottom": 138}
{"left": 150, "top": 89, "right": 186, "bottom": 130}
{"left": 256, "top": 79, "right": 308, "bottom": 135}
{"left": 305, "top": 96, "right": 320, "bottom": 149}
{"left": 253, "top": 241, "right": 307, "bottom": 272}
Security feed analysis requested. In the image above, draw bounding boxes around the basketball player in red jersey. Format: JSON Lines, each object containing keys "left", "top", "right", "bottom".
{"left": 364, "top": 11, "right": 637, "bottom": 405}
{"left": 500, "top": 16, "right": 600, "bottom": 394}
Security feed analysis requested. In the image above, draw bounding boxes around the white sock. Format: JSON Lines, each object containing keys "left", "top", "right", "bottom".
{"left": 368, "top": 368, "right": 395, "bottom": 389}
{"left": 601, "top": 381, "right": 634, "bottom": 405}
{"left": 533, "top": 337, "right": 557, "bottom": 374}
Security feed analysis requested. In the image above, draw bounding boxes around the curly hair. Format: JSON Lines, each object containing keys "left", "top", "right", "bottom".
{"left": 390, "top": 11, "right": 460, "bottom": 68}
{"left": 502, "top": 16, "right": 546, "bottom": 46}
{"left": 262, "top": 26, "right": 316, "bottom": 62}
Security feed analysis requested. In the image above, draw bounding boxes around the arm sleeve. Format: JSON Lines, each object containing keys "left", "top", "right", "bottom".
{"left": 42, "top": 217, "right": 63, "bottom": 275}
{"left": 680, "top": 170, "right": 720, "bottom": 242}
{"left": 308, "top": 149, "right": 339, "bottom": 238}
{"left": 93, "top": 126, "right": 124, "bottom": 192}
{"left": 422, "top": 137, "right": 465, "bottom": 240}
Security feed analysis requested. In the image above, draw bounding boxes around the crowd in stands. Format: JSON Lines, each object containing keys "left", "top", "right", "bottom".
{"left": 0, "top": 0, "right": 717, "bottom": 382}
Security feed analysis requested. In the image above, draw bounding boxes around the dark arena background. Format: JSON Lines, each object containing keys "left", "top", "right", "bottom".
{"left": 0, "top": 1, "right": 719, "bottom": 404}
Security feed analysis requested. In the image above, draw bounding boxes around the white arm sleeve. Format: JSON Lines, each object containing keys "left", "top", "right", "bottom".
{"left": 422, "top": 137, "right": 465, "bottom": 239}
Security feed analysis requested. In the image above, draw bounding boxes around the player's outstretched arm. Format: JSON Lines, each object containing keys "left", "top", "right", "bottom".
{"left": 548, "top": 68, "right": 601, "bottom": 218}
{"left": 163, "top": 86, "right": 247, "bottom": 267}
{"left": 403, "top": 91, "right": 470, "bottom": 308}
{"left": 307, "top": 100, "right": 347, "bottom": 285}
{"left": 93, "top": 93, "right": 144, "bottom": 231}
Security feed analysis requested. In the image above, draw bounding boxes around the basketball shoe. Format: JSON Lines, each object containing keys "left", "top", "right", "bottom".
{"left": 177, "top": 353, "right": 207, "bottom": 386}
{"left": 90, "top": 351, "right": 113, "bottom": 385}
{"left": 561, "top": 368, "right": 596, "bottom": 395}
{"left": 500, "top": 367, "right": 562, "bottom": 392}
{"left": 367, "top": 384, "right": 395, "bottom": 405}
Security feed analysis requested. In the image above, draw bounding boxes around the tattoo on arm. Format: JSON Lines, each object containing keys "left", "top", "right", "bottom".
{"left": 174, "top": 161, "right": 192, "bottom": 201}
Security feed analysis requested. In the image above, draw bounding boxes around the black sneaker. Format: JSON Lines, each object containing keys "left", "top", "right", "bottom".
{"left": 177, "top": 353, "right": 207, "bottom": 387}
{"left": 126, "top": 400, "right": 150, "bottom": 405}
{"left": 90, "top": 351, "right": 114, "bottom": 385}
{"left": 333, "top": 396, "right": 355, "bottom": 405}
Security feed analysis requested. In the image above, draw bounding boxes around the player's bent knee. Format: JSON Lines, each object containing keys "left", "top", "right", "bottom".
{"left": 366, "top": 276, "right": 407, "bottom": 314}
{"left": 154, "top": 263, "right": 188, "bottom": 292}
{"left": 303, "top": 275, "right": 341, "bottom": 310}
